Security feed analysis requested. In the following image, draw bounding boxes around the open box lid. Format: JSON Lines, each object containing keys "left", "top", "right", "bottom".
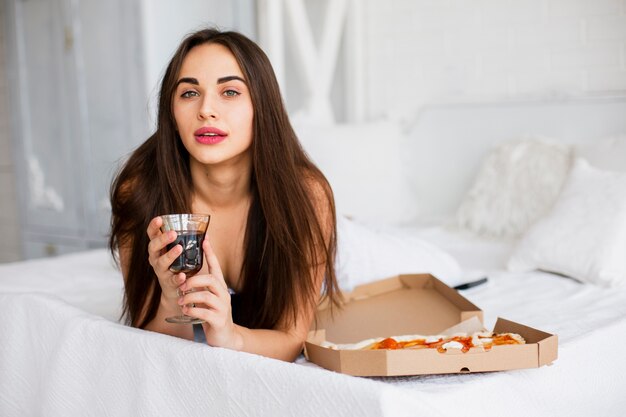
{"left": 313, "top": 274, "right": 483, "bottom": 344}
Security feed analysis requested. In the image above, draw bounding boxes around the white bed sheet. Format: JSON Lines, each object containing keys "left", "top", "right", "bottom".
{"left": 1, "top": 227, "right": 625, "bottom": 417}
{"left": 377, "top": 225, "right": 626, "bottom": 342}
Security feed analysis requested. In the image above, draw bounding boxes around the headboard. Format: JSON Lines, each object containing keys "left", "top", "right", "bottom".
{"left": 296, "top": 96, "right": 626, "bottom": 226}
{"left": 403, "top": 96, "right": 626, "bottom": 221}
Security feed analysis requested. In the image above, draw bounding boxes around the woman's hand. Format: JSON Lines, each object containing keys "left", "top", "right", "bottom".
{"left": 146, "top": 216, "right": 187, "bottom": 302}
{"left": 177, "top": 238, "right": 242, "bottom": 350}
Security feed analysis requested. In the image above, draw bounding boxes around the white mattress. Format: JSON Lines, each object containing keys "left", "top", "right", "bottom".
{"left": 1, "top": 226, "right": 625, "bottom": 416}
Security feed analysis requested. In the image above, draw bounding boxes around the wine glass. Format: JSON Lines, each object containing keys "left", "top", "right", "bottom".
{"left": 160, "top": 213, "right": 211, "bottom": 324}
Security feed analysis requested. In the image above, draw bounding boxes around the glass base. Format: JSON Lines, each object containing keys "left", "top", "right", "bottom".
{"left": 165, "top": 315, "right": 205, "bottom": 325}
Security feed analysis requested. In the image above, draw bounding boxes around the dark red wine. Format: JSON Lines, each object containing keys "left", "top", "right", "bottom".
{"left": 167, "top": 231, "right": 206, "bottom": 275}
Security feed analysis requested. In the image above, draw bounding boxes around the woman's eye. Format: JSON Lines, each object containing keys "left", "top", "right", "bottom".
{"left": 181, "top": 90, "right": 199, "bottom": 98}
{"left": 223, "top": 89, "right": 240, "bottom": 97}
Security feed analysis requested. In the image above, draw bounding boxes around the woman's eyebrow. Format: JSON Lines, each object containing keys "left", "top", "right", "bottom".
{"left": 176, "top": 77, "right": 199, "bottom": 87}
{"left": 175, "top": 75, "right": 246, "bottom": 87}
{"left": 217, "top": 75, "right": 246, "bottom": 84}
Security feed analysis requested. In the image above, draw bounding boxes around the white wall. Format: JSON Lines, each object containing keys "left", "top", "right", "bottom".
{"left": 260, "top": 0, "right": 626, "bottom": 125}
{"left": 361, "top": 0, "right": 626, "bottom": 122}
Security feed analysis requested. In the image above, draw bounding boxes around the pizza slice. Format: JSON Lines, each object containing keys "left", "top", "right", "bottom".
{"left": 321, "top": 331, "right": 525, "bottom": 352}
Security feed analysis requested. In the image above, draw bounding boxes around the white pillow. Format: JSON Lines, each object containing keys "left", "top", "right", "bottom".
{"left": 335, "top": 216, "right": 463, "bottom": 291}
{"left": 455, "top": 137, "right": 573, "bottom": 238}
{"left": 507, "top": 159, "right": 626, "bottom": 287}
{"left": 575, "top": 134, "right": 626, "bottom": 173}
{"left": 296, "top": 122, "right": 416, "bottom": 226}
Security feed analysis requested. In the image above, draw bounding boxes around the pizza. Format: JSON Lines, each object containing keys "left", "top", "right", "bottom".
{"left": 321, "top": 331, "right": 525, "bottom": 353}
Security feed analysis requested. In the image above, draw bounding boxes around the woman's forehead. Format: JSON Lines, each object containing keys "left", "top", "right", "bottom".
{"left": 178, "top": 43, "right": 245, "bottom": 83}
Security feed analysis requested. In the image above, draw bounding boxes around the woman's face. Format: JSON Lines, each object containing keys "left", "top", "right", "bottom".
{"left": 173, "top": 43, "right": 254, "bottom": 167}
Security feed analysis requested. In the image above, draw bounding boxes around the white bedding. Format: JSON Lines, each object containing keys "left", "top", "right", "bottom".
{"left": 1, "top": 226, "right": 625, "bottom": 416}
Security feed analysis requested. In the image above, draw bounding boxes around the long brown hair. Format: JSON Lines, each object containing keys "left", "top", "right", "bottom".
{"left": 109, "top": 28, "right": 340, "bottom": 330}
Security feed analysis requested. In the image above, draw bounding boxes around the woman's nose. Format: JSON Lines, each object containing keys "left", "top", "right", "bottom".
{"left": 198, "top": 96, "right": 218, "bottom": 120}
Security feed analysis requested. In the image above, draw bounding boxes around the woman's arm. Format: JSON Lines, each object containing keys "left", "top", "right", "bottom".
{"left": 180, "top": 178, "right": 333, "bottom": 361}
{"left": 180, "top": 237, "right": 323, "bottom": 361}
{"left": 118, "top": 218, "right": 195, "bottom": 340}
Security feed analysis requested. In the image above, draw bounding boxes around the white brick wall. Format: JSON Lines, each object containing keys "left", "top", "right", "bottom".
{"left": 588, "top": 68, "right": 626, "bottom": 91}
{"left": 0, "top": 1, "right": 22, "bottom": 262}
{"left": 363, "top": 0, "right": 626, "bottom": 120}
{"left": 547, "top": 0, "right": 622, "bottom": 18}
{"left": 586, "top": 15, "right": 626, "bottom": 41}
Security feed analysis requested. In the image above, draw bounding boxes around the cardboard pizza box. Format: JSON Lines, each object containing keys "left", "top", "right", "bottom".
{"left": 304, "top": 274, "right": 558, "bottom": 377}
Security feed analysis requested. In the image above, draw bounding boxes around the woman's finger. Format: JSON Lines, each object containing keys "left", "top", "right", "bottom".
{"left": 179, "top": 289, "right": 224, "bottom": 311}
{"left": 158, "top": 271, "right": 186, "bottom": 300}
{"left": 148, "top": 230, "right": 177, "bottom": 257}
{"left": 180, "top": 273, "right": 225, "bottom": 296}
{"left": 156, "top": 242, "right": 183, "bottom": 272}
{"left": 146, "top": 216, "right": 164, "bottom": 240}
{"left": 183, "top": 306, "right": 232, "bottom": 332}
{"left": 182, "top": 305, "right": 218, "bottom": 326}
{"left": 203, "top": 238, "right": 227, "bottom": 290}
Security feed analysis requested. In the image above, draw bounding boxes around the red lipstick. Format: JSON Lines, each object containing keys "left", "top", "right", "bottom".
{"left": 194, "top": 126, "right": 227, "bottom": 145}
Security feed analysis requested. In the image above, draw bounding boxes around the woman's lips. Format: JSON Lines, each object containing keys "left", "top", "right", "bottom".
{"left": 194, "top": 126, "right": 227, "bottom": 144}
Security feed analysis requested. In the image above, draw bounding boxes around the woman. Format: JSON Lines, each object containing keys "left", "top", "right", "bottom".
{"left": 109, "top": 28, "right": 340, "bottom": 361}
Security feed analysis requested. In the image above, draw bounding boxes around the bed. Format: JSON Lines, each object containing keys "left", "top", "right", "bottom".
{"left": 1, "top": 98, "right": 626, "bottom": 416}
